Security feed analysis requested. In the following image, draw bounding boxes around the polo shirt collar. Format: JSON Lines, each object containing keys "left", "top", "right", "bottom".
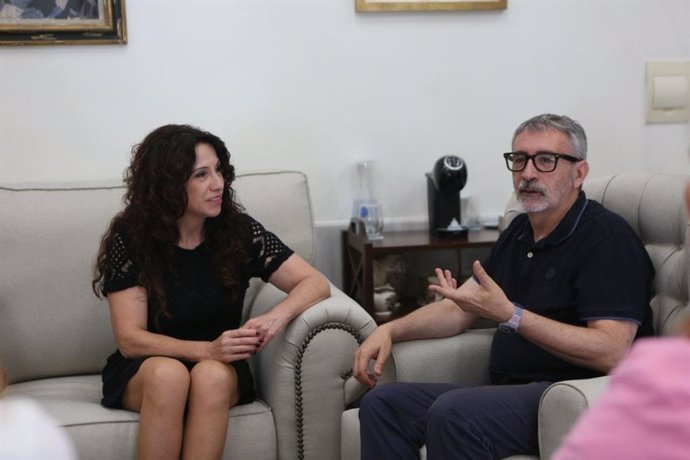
{"left": 517, "top": 191, "right": 589, "bottom": 248}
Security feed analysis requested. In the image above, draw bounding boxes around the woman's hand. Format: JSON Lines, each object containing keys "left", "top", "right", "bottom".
{"left": 208, "top": 327, "right": 263, "bottom": 363}
{"left": 241, "top": 254, "right": 331, "bottom": 353}
{"left": 243, "top": 312, "right": 289, "bottom": 352}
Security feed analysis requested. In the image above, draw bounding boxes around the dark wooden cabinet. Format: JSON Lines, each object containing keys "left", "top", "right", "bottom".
{"left": 342, "top": 222, "right": 499, "bottom": 323}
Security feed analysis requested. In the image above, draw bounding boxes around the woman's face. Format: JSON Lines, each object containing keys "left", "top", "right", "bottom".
{"left": 182, "top": 143, "right": 224, "bottom": 222}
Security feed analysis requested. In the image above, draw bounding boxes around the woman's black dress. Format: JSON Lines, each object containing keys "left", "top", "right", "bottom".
{"left": 100, "top": 215, "right": 293, "bottom": 408}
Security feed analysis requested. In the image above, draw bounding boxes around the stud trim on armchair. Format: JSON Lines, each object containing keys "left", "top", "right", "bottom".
{"left": 294, "top": 322, "right": 365, "bottom": 460}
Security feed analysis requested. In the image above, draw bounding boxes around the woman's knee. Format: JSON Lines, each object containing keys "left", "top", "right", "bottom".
{"left": 123, "top": 357, "right": 191, "bottom": 414}
{"left": 189, "top": 360, "right": 237, "bottom": 401}
{"left": 140, "top": 357, "right": 191, "bottom": 396}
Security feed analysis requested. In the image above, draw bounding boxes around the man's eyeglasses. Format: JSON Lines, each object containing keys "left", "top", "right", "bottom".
{"left": 503, "top": 151, "right": 582, "bottom": 173}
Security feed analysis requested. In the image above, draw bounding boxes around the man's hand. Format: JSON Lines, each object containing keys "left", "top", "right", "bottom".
{"left": 429, "top": 261, "right": 514, "bottom": 323}
{"left": 353, "top": 326, "right": 393, "bottom": 388}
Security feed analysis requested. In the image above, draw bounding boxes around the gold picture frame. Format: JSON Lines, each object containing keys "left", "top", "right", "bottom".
{"left": 356, "top": 0, "right": 506, "bottom": 12}
{"left": 0, "top": 0, "right": 126, "bottom": 46}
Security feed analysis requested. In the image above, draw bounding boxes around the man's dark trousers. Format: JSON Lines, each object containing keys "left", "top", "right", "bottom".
{"left": 359, "top": 381, "right": 551, "bottom": 460}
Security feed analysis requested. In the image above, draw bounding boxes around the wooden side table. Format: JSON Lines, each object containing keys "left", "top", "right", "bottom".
{"left": 341, "top": 222, "right": 499, "bottom": 323}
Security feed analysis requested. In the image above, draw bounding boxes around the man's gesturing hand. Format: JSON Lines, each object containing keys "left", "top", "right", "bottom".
{"left": 429, "top": 260, "right": 514, "bottom": 323}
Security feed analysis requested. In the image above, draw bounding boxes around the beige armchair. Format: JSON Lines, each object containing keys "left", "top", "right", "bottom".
{"left": 0, "top": 171, "right": 376, "bottom": 460}
{"left": 341, "top": 173, "right": 689, "bottom": 460}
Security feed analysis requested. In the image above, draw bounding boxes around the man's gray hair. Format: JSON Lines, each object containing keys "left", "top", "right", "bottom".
{"left": 512, "top": 114, "right": 588, "bottom": 160}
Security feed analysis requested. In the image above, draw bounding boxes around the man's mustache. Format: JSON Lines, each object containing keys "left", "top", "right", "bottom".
{"left": 518, "top": 181, "right": 546, "bottom": 195}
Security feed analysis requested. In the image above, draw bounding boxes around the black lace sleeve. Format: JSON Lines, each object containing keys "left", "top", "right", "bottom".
{"left": 102, "top": 233, "right": 140, "bottom": 295}
{"left": 246, "top": 216, "right": 294, "bottom": 282}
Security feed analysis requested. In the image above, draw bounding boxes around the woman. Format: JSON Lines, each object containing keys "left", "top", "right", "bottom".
{"left": 92, "top": 124, "right": 330, "bottom": 460}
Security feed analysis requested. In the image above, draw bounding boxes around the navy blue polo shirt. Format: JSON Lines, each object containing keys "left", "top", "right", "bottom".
{"left": 485, "top": 191, "right": 654, "bottom": 385}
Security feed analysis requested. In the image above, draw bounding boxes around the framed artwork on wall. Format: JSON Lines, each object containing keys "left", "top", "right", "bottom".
{"left": 0, "top": 0, "right": 126, "bottom": 46}
{"left": 356, "top": 0, "right": 506, "bottom": 12}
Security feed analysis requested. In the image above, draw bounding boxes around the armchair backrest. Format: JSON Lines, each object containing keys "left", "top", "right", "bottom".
{"left": 234, "top": 170, "right": 315, "bottom": 263}
{"left": 0, "top": 170, "right": 315, "bottom": 384}
{"left": 504, "top": 174, "right": 690, "bottom": 336}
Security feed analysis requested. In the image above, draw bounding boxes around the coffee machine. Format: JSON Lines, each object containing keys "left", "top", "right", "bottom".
{"left": 426, "top": 155, "right": 468, "bottom": 238}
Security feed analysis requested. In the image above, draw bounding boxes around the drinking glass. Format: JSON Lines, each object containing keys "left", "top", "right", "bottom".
{"left": 357, "top": 201, "right": 384, "bottom": 240}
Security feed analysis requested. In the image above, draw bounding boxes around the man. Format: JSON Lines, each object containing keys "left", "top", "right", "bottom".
{"left": 353, "top": 114, "right": 654, "bottom": 459}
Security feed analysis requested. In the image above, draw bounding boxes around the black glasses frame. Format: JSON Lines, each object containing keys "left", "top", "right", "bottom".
{"left": 503, "top": 151, "right": 582, "bottom": 173}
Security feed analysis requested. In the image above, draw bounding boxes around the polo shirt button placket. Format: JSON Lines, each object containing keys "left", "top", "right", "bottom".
{"left": 527, "top": 251, "right": 534, "bottom": 258}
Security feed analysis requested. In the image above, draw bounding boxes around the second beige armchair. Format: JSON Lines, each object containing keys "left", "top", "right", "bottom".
{"left": 341, "top": 173, "right": 689, "bottom": 460}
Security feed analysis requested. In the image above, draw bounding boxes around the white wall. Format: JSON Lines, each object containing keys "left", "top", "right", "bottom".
{"left": 1, "top": 0, "right": 689, "bottom": 282}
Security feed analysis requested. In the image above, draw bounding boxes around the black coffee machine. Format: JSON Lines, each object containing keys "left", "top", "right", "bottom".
{"left": 426, "top": 155, "right": 468, "bottom": 238}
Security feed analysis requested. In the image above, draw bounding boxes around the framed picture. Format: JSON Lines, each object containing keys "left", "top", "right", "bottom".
{"left": 356, "top": 0, "right": 506, "bottom": 12}
{"left": 0, "top": 0, "right": 126, "bottom": 46}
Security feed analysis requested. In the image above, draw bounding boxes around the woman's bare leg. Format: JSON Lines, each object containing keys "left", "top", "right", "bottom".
{"left": 182, "top": 360, "right": 240, "bottom": 460}
{"left": 122, "top": 357, "right": 191, "bottom": 460}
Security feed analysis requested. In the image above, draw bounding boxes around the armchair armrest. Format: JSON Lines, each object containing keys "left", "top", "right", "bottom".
{"left": 340, "top": 328, "right": 494, "bottom": 460}
{"left": 380, "top": 328, "right": 495, "bottom": 386}
{"left": 538, "top": 376, "right": 609, "bottom": 459}
{"left": 248, "top": 282, "right": 376, "bottom": 460}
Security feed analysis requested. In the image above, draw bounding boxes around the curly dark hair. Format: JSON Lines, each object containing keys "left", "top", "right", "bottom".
{"left": 92, "top": 124, "right": 249, "bottom": 326}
